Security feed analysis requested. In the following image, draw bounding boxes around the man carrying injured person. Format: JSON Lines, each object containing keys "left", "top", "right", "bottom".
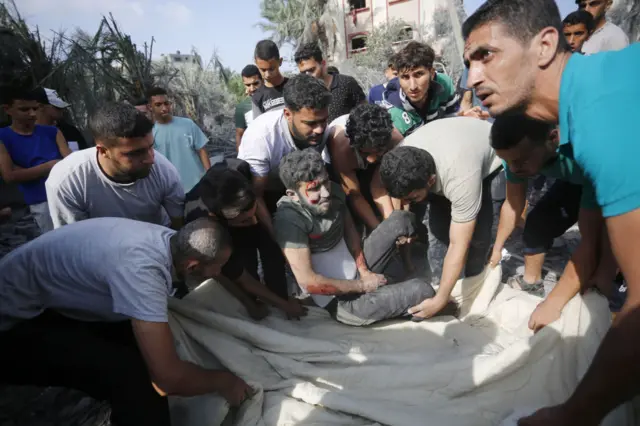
{"left": 380, "top": 117, "right": 502, "bottom": 320}
{"left": 487, "top": 114, "right": 617, "bottom": 330}
{"left": 273, "top": 148, "right": 435, "bottom": 326}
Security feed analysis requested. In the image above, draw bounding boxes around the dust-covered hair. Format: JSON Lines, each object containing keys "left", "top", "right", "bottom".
{"left": 278, "top": 148, "right": 326, "bottom": 190}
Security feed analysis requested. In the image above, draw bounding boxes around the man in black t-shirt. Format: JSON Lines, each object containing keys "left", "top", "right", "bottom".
{"left": 251, "top": 40, "right": 289, "bottom": 119}
{"left": 294, "top": 41, "right": 365, "bottom": 123}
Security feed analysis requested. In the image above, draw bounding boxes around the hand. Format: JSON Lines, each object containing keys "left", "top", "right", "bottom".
{"left": 217, "top": 372, "right": 254, "bottom": 407}
{"left": 396, "top": 235, "right": 415, "bottom": 246}
{"left": 488, "top": 248, "right": 502, "bottom": 268}
{"left": 359, "top": 270, "right": 387, "bottom": 292}
{"left": 458, "top": 106, "right": 491, "bottom": 120}
{"left": 283, "top": 298, "right": 308, "bottom": 320}
{"left": 408, "top": 294, "right": 449, "bottom": 320}
{"left": 247, "top": 301, "right": 269, "bottom": 321}
{"left": 528, "top": 299, "right": 563, "bottom": 333}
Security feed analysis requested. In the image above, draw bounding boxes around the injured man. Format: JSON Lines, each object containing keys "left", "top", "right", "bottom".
{"left": 273, "top": 148, "right": 436, "bottom": 326}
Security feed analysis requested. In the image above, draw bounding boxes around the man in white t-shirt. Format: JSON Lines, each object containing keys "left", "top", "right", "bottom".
{"left": 238, "top": 73, "right": 332, "bottom": 237}
{"left": 380, "top": 117, "right": 502, "bottom": 320}
{"left": 46, "top": 102, "right": 185, "bottom": 229}
{"left": 0, "top": 217, "right": 252, "bottom": 426}
{"left": 577, "top": 0, "right": 629, "bottom": 54}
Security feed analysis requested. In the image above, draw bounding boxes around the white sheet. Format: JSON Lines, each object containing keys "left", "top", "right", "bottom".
{"left": 167, "top": 266, "right": 634, "bottom": 426}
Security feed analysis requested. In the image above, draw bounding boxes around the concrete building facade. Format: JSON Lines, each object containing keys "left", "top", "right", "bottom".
{"left": 328, "top": 0, "right": 464, "bottom": 65}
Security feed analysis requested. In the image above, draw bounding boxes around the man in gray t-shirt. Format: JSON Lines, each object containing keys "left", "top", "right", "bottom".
{"left": 0, "top": 217, "right": 252, "bottom": 426}
{"left": 273, "top": 149, "right": 435, "bottom": 326}
{"left": 45, "top": 102, "right": 185, "bottom": 230}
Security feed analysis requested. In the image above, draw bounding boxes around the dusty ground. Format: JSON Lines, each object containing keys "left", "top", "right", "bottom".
{"left": 0, "top": 182, "right": 579, "bottom": 426}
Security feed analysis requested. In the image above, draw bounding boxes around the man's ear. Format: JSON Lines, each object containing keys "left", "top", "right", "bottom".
{"left": 283, "top": 108, "right": 293, "bottom": 123}
{"left": 278, "top": 57, "right": 283, "bottom": 67}
{"left": 428, "top": 174, "right": 437, "bottom": 188}
{"left": 285, "top": 189, "right": 298, "bottom": 199}
{"left": 185, "top": 259, "right": 199, "bottom": 274}
{"left": 536, "top": 27, "right": 561, "bottom": 68}
{"left": 549, "top": 128, "right": 560, "bottom": 144}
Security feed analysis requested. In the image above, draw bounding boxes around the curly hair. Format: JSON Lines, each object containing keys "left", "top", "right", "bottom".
{"left": 294, "top": 41, "right": 324, "bottom": 64}
{"left": 279, "top": 148, "right": 326, "bottom": 190}
{"left": 380, "top": 146, "right": 436, "bottom": 199}
{"left": 345, "top": 104, "right": 394, "bottom": 152}
{"left": 283, "top": 73, "right": 331, "bottom": 112}
{"left": 393, "top": 41, "right": 436, "bottom": 73}
{"left": 490, "top": 114, "right": 554, "bottom": 150}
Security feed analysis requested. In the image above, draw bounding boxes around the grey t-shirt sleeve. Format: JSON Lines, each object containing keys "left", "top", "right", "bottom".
{"left": 237, "top": 125, "right": 272, "bottom": 177}
{"left": 46, "top": 174, "right": 88, "bottom": 228}
{"left": 444, "top": 170, "right": 484, "bottom": 223}
{"left": 155, "top": 153, "right": 185, "bottom": 219}
{"left": 108, "top": 260, "right": 170, "bottom": 322}
{"left": 274, "top": 207, "right": 311, "bottom": 250}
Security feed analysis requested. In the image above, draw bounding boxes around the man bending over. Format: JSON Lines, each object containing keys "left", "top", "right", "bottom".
{"left": 380, "top": 117, "right": 502, "bottom": 320}
{"left": 0, "top": 217, "right": 251, "bottom": 426}
{"left": 273, "top": 148, "right": 435, "bottom": 326}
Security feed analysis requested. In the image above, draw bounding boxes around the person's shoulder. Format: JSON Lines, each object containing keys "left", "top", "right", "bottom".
{"left": 244, "top": 110, "right": 283, "bottom": 138}
{"left": 35, "top": 124, "right": 60, "bottom": 138}
{"left": 274, "top": 196, "right": 306, "bottom": 223}
{"left": 605, "top": 21, "right": 629, "bottom": 39}
{"left": 434, "top": 72, "right": 456, "bottom": 94}
{"left": 338, "top": 73, "right": 360, "bottom": 87}
{"left": 48, "top": 148, "right": 95, "bottom": 186}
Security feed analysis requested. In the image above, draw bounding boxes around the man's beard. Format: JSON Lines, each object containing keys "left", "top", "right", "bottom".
{"left": 291, "top": 122, "right": 325, "bottom": 152}
{"left": 296, "top": 191, "right": 331, "bottom": 216}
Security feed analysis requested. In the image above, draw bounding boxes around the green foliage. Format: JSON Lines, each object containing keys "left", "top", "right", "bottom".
{"left": 226, "top": 73, "right": 247, "bottom": 103}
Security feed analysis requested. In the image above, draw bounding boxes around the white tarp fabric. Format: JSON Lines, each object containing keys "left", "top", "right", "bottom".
{"left": 167, "top": 266, "right": 634, "bottom": 426}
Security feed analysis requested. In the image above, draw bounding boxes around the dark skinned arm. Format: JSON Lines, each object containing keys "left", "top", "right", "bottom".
{"left": 0, "top": 142, "right": 59, "bottom": 183}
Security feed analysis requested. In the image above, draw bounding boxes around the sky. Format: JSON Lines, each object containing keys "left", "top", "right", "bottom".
{"left": 20, "top": 0, "right": 579, "bottom": 74}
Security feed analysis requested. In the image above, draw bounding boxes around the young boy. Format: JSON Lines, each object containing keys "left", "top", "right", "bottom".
{"left": 0, "top": 88, "right": 71, "bottom": 233}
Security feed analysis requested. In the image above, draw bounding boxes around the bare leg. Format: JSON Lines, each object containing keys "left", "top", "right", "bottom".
{"left": 523, "top": 253, "right": 546, "bottom": 283}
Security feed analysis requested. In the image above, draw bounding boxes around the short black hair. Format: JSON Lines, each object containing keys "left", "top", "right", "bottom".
{"left": 327, "top": 66, "right": 339, "bottom": 75}
{"left": 254, "top": 40, "right": 280, "bottom": 61}
{"left": 146, "top": 87, "right": 168, "bottom": 102}
{"left": 241, "top": 64, "right": 262, "bottom": 79}
{"left": 2, "top": 86, "right": 40, "bottom": 106}
{"left": 393, "top": 41, "right": 436, "bottom": 72}
{"left": 563, "top": 10, "right": 595, "bottom": 33}
{"left": 490, "top": 114, "right": 555, "bottom": 150}
{"left": 134, "top": 98, "right": 148, "bottom": 107}
{"left": 346, "top": 104, "right": 394, "bottom": 152}
{"left": 294, "top": 41, "right": 324, "bottom": 64}
{"left": 88, "top": 102, "right": 154, "bottom": 148}
{"left": 283, "top": 74, "right": 331, "bottom": 112}
{"left": 462, "top": 0, "right": 569, "bottom": 52}
{"left": 380, "top": 147, "right": 436, "bottom": 199}
{"left": 279, "top": 148, "right": 326, "bottom": 190}
{"left": 199, "top": 168, "right": 256, "bottom": 221}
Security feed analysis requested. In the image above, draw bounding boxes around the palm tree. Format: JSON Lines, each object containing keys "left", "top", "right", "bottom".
{"left": 257, "top": 0, "right": 338, "bottom": 57}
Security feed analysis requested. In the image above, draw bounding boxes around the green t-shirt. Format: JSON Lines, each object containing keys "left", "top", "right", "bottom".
{"left": 383, "top": 73, "right": 459, "bottom": 136}
{"left": 234, "top": 97, "right": 253, "bottom": 130}
{"left": 502, "top": 144, "right": 597, "bottom": 209}
{"left": 273, "top": 182, "right": 347, "bottom": 253}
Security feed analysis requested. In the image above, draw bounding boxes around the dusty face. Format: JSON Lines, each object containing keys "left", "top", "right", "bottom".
{"left": 495, "top": 137, "right": 557, "bottom": 178}
{"left": 578, "top": 0, "right": 610, "bottom": 23}
{"left": 149, "top": 94, "right": 172, "bottom": 122}
{"left": 285, "top": 107, "right": 329, "bottom": 149}
{"left": 464, "top": 22, "right": 539, "bottom": 117}
{"left": 397, "top": 66, "right": 432, "bottom": 106}
{"left": 97, "top": 132, "right": 155, "bottom": 181}
{"left": 255, "top": 57, "right": 283, "bottom": 85}
{"left": 292, "top": 174, "right": 332, "bottom": 216}
{"left": 242, "top": 75, "right": 262, "bottom": 96}
{"left": 564, "top": 23, "right": 590, "bottom": 52}
{"left": 4, "top": 100, "right": 39, "bottom": 129}
{"left": 358, "top": 146, "right": 390, "bottom": 165}
{"left": 402, "top": 188, "right": 429, "bottom": 205}
{"left": 297, "top": 58, "right": 325, "bottom": 80}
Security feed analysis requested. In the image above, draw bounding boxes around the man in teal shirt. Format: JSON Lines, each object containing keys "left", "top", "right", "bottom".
{"left": 463, "top": 0, "right": 639, "bottom": 423}
{"left": 148, "top": 87, "right": 211, "bottom": 192}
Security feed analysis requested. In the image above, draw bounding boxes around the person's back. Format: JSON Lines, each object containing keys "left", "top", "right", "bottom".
{"left": 581, "top": 20, "right": 628, "bottom": 54}
{"left": 401, "top": 117, "right": 500, "bottom": 209}
{"left": 0, "top": 217, "right": 174, "bottom": 331}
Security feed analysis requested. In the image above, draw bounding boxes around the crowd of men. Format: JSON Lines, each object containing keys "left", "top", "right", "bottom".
{"left": 0, "top": 0, "right": 636, "bottom": 424}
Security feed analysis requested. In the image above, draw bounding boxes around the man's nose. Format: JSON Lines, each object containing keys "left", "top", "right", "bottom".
{"left": 466, "top": 65, "right": 483, "bottom": 89}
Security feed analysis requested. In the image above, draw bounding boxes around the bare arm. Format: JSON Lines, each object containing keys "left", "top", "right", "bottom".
{"left": 329, "top": 132, "right": 381, "bottom": 230}
{"left": 343, "top": 207, "right": 369, "bottom": 275}
{"left": 0, "top": 142, "right": 59, "bottom": 183}
{"left": 235, "top": 270, "right": 289, "bottom": 312}
{"left": 551, "top": 209, "right": 640, "bottom": 424}
{"left": 439, "top": 220, "right": 476, "bottom": 300}
{"left": 252, "top": 175, "right": 275, "bottom": 238}
{"left": 198, "top": 147, "right": 211, "bottom": 170}
{"left": 489, "top": 181, "right": 527, "bottom": 264}
{"left": 283, "top": 246, "right": 366, "bottom": 295}
{"left": 55, "top": 130, "right": 72, "bottom": 157}
{"left": 370, "top": 166, "right": 396, "bottom": 220}
{"left": 528, "top": 208, "right": 605, "bottom": 332}
{"left": 235, "top": 128, "right": 245, "bottom": 151}
{"left": 131, "top": 319, "right": 252, "bottom": 405}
